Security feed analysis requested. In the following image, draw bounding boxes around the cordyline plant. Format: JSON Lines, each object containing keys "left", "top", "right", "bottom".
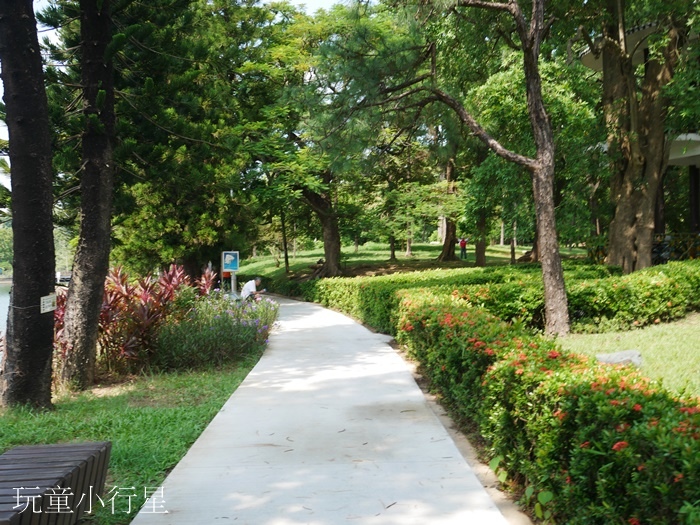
{"left": 195, "top": 267, "right": 216, "bottom": 296}
{"left": 54, "top": 264, "right": 208, "bottom": 375}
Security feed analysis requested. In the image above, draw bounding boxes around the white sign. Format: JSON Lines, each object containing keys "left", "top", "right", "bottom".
{"left": 40, "top": 293, "right": 57, "bottom": 314}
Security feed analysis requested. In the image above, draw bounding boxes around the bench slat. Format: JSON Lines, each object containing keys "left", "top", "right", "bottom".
{"left": 0, "top": 442, "right": 110, "bottom": 525}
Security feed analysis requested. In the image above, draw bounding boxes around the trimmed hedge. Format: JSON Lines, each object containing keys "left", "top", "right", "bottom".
{"left": 453, "top": 265, "right": 691, "bottom": 333}
{"left": 395, "top": 290, "right": 700, "bottom": 524}
{"left": 278, "top": 260, "right": 700, "bottom": 335}
{"left": 274, "top": 262, "right": 628, "bottom": 335}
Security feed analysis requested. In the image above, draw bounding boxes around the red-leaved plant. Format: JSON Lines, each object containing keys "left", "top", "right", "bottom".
{"left": 55, "top": 264, "right": 198, "bottom": 375}
{"left": 195, "top": 267, "right": 217, "bottom": 296}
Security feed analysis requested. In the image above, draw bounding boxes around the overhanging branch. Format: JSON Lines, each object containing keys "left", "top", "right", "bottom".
{"left": 431, "top": 88, "right": 538, "bottom": 171}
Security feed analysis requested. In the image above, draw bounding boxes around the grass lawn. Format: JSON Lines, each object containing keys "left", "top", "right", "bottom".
{"left": 239, "top": 241, "right": 580, "bottom": 280}
{"left": 0, "top": 353, "right": 263, "bottom": 525}
{"left": 559, "top": 312, "right": 700, "bottom": 399}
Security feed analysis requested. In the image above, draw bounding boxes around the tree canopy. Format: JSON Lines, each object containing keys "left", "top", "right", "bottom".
{"left": 1, "top": 0, "right": 697, "bottom": 343}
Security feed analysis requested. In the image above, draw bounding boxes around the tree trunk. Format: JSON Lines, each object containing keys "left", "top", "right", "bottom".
{"left": 389, "top": 236, "right": 397, "bottom": 261}
{"left": 475, "top": 212, "right": 487, "bottom": 267}
{"left": 437, "top": 157, "right": 458, "bottom": 262}
{"left": 532, "top": 163, "right": 569, "bottom": 335}
{"left": 522, "top": 4, "right": 569, "bottom": 336}
{"left": 530, "top": 229, "right": 539, "bottom": 263}
{"left": 602, "top": 5, "right": 681, "bottom": 273}
{"left": 281, "top": 210, "right": 290, "bottom": 273}
{"left": 430, "top": 0, "right": 569, "bottom": 335}
{"left": 405, "top": 222, "right": 413, "bottom": 257}
{"left": 691, "top": 166, "right": 700, "bottom": 234}
{"left": 302, "top": 181, "right": 342, "bottom": 277}
{"left": 60, "top": 0, "right": 115, "bottom": 389}
{"left": 0, "top": 0, "right": 56, "bottom": 408}
{"left": 319, "top": 212, "right": 342, "bottom": 277}
{"left": 437, "top": 218, "right": 458, "bottom": 261}
{"left": 654, "top": 174, "right": 665, "bottom": 235}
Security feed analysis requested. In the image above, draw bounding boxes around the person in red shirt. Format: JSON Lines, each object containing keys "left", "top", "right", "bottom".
{"left": 459, "top": 238, "right": 468, "bottom": 260}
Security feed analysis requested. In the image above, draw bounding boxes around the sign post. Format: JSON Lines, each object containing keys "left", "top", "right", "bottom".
{"left": 221, "top": 251, "right": 240, "bottom": 295}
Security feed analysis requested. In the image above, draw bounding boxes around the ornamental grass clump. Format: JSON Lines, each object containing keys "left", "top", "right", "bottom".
{"left": 151, "top": 294, "right": 278, "bottom": 371}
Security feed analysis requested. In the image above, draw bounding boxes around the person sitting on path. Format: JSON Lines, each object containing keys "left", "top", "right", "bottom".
{"left": 241, "top": 276, "right": 265, "bottom": 301}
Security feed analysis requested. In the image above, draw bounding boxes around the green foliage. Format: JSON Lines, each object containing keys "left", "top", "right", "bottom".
{"left": 152, "top": 294, "right": 278, "bottom": 371}
{"left": 394, "top": 289, "right": 700, "bottom": 524}
{"left": 294, "top": 265, "right": 530, "bottom": 334}
{"left": 448, "top": 260, "right": 699, "bottom": 333}
{"left": 567, "top": 265, "right": 690, "bottom": 332}
{"left": 0, "top": 226, "right": 12, "bottom": 274}
{"left": 54, "top": 264, "right": 277, "bottom": 377}
{"left": 283, "top": 260, "right": 629, "bottom": 334}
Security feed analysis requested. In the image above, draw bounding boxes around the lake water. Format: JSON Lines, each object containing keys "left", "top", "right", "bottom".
{"left": 0, "top": 282, "right": 9, "bottom": 336}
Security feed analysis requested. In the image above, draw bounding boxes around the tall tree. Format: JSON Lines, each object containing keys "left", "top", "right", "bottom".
{"left": 0, "top": 0, "right": 56, "bottom": 408}
{"left": 59, "top": 0, "right": 116, "bottom": 389}
{"left": 574, "top": 0, "right": 694, "bottom": 273}
{"left": 108, "top": 0, "right": 294, "bottom": 276}
{"left": 338, "top": 1, "right": 569, "bottom": 334}
{"left": 431, "top": 0, "right": 569, "bottom": 335}
{"left": 462, "top": 53, "right": 605, "bottom": 264}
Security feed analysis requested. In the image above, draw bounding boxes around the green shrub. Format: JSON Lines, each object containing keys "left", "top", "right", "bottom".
{"left": 152, "top": 294, "right": 278, "bottom": 371}
{"left": 395, "top": 289, "right": 700, "bottom": 524}
{"left": 450, "top": 261, "right": 699, "bottom": 333}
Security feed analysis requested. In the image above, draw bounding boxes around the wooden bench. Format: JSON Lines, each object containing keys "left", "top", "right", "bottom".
{"left": 0, "top": 441, "right": 111, "bottom": 525}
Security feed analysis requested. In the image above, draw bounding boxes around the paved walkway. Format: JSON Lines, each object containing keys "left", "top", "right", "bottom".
{"left": 130, "top": 297, "right": 526, "bottom": 525}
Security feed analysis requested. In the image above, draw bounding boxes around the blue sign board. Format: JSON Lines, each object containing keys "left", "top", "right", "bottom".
{"left": 222, "top": 251, "right": 240, "bottom": 272}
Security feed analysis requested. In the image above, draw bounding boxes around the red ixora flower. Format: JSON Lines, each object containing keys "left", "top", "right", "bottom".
{"left": 548, "top": 350, "right": 561, "bottom": 359}
{"left": 612, "top": 441, "right": 629, "bottom": 452}
{"left": 628, "top": 518, "right": 641, "bottom": 525}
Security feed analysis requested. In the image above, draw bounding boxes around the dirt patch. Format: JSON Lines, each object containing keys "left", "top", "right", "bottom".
{"left": 90, "top": 382, "right": 137, "bottom": 398}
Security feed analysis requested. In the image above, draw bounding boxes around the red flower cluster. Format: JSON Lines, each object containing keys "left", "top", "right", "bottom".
{"left": 612, "top": 441, "right": 629, "bottom": 452}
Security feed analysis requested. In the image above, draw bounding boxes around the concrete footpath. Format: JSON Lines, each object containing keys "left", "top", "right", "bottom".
{"left": 130, "top": 297, "right": 529, "bottom": 525}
